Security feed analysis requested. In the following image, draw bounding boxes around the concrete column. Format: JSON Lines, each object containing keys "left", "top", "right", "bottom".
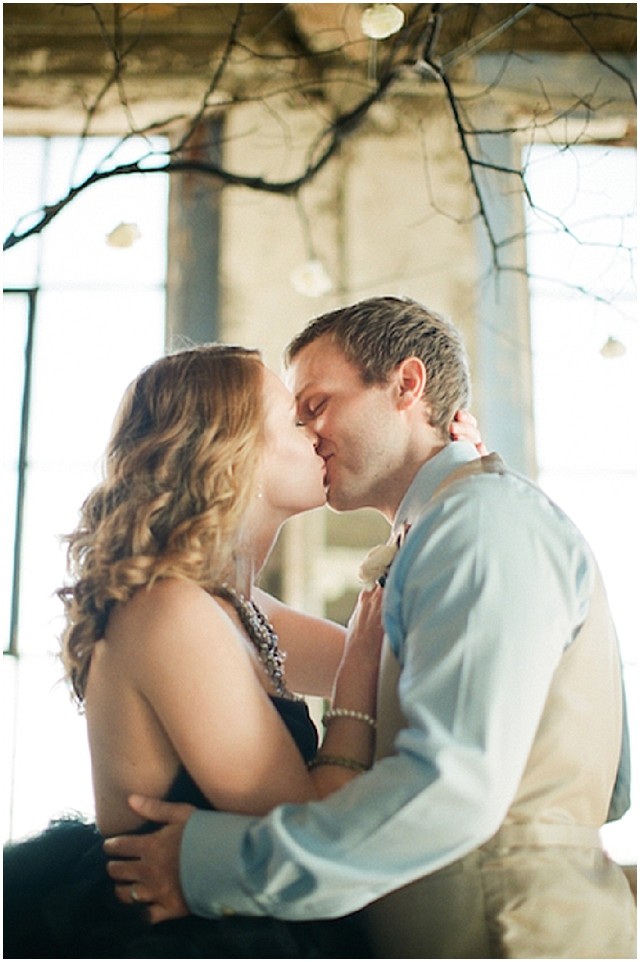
{"left": 468, "top": 95, "right": 537, "bottom": 479}
{"left": 165, "top": 117, "right": 223, "bottom": 348}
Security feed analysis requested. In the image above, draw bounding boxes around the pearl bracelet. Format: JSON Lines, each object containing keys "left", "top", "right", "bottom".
{"left": 308, "top": 754, "right": 370, "bottom": 773}
{"left": 322, "top": 707, "right": 377, "bottom": 730}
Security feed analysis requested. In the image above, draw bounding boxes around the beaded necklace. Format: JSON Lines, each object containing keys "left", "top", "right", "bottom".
{"left": 215, "top": 585, "right": 298, "bottom": 700}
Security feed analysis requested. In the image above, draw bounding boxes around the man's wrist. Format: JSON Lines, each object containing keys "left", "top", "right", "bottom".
{"left": 180, "top": 809, "right": 262, "bottom": 919}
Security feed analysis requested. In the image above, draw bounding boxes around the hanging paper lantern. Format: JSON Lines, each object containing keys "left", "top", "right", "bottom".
{"left": 599, "top": 336, "right": 626, "bottom": 359}
{"left": 361, "top": 4, "right": 405, "bottom": 40}
{"left": 106, "top": 222, "right": 141, "bottom": 248}
{"left": 290, "top": 260, "right": 333, "bottom": 297}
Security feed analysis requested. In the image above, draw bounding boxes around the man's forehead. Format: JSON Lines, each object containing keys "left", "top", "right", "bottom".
{"left": 287, "top": 339, "right": 340, "bottom": 397}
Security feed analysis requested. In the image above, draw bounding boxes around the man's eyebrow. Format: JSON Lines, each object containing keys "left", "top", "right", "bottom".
{"left": 294, "top": 385, "right": 312, "bottom": 404}
{"left": 297, "top": 389, "right": 323, "bottom": 406}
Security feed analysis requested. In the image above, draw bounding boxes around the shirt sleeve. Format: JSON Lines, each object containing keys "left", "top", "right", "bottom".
{"left": 182, "top": 471, "right": 594, "bottom": 920}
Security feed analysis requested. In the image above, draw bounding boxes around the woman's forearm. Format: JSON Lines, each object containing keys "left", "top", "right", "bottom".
{"left": 309, "top": 586, "right": 384, "bottom": 796}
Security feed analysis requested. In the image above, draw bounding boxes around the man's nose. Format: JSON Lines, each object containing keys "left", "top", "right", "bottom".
{"left": 313, "top": 434, "right": 332, "bottom": 459}
{"left": 297, "top": 408, "right": 322, "bottom": 437}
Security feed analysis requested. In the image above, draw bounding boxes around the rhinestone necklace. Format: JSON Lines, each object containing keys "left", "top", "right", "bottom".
{"left": 215, "top": 585, "right": 298, "bottom": 700}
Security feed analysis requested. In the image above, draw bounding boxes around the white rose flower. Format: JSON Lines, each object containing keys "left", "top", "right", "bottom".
{"left": 358, "top": 541, "right": 400, "bottom": 590}
{"left": 361, "top": 4, "right": 405, "bottom": 40}
{"left": 358, "top": 523, "right": 411, "bottom": 589}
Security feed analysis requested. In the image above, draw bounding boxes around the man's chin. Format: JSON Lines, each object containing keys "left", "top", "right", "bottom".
{"left": 325, "top": 485, "right": 354, "bottom": 513}
{"left": 324, "top": 483, "right": 340, "bottom": 512}
{"left": 324, "top": 470, "right": 359, "bottom": 512}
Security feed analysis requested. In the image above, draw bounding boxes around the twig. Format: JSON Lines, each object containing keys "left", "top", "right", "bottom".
{"left": 534, "top": 4, "right": 636, "bottom": 104}
{"left": 175, "top": 3, "right": 245, "bottom": 153}
{"left": 5, "top": 38, "right": 407, "bottom": 251}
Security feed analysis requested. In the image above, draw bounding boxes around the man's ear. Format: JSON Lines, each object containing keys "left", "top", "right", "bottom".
{"left": 393, "top": 356, "right": 427, "bottom": 411}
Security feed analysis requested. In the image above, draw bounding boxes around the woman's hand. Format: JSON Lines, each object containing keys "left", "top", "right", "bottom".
{"left": 450, "top": 410, "right": 488, "bottom": 455}
{"left": 343, "top": 584, "right": 385, "bottom": 668}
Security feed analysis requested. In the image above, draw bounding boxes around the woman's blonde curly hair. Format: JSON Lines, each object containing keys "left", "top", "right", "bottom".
{"left": 59, "top": 344, "right": 264, "bottom": 703}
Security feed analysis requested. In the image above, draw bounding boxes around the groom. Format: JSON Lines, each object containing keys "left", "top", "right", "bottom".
{"left": 106, "top": 297, "right": 634, "bottom": 957}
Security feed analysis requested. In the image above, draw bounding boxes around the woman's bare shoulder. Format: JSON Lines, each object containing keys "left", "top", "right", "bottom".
{"left": 106, "top": 578, "right": 232, "bottom": 650}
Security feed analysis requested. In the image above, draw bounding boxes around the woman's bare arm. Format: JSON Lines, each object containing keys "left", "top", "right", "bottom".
{"left": 309, "top": 586, "right": 384, "bottom": 795}
{"left": 254, "top": 586, "right": 385, "bottom": 792}
{"left": 252, "top": 587, "right": 346, "bottom": 697}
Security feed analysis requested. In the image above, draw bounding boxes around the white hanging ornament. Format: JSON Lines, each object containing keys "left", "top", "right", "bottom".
{"left": 600, "top": 336, "right": 626, "bottom": 359}
{"left": 106, "top": 222, "right": 141, "bottom": 248}
{"left": 361, "top": 4, "right": 405, "bottom": 40}
{"left": 290, "top": 260, "right": 333, "bottom": 298}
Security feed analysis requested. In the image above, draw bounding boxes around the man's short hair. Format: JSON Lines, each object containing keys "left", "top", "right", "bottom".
{"left": 286, "top": 296, "right": 471, "bottom": 438}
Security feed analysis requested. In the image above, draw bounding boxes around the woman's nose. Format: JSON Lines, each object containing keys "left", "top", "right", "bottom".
{"left": 299, "top": 417, "right": 319, "bottom": 442}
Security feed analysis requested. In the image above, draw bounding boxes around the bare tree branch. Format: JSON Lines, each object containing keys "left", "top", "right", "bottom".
{"left": 534, "top": 4, "right": 636, "bottom": 103}
{"left": 174, "top": 3, "right": 245, "bottom": 154}
{"left": 3, "top": 65, "right": 400, "bottom": 250}
{"left": 3, "top": 0, "right": 636, "bottom": 273}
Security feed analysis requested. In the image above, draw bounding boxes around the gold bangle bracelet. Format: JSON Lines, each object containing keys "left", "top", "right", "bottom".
{"left": 322, "top": 708, "right": 377, "bottom": 729}
{"left": 307, "top": 754, "right": 370, "bottom": 773}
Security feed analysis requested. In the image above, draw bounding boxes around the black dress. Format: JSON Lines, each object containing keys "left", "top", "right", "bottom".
{"left": 4, "top": 697, "right": 371, "bottom": 959}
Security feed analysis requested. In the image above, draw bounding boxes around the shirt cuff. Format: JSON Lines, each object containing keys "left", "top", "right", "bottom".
{"left": 181, "top": 809, "right": 263, "bottom": 918}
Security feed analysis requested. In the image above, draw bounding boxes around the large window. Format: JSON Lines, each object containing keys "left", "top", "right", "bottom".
{"left": 525, "top": 144, "right": 636, "bottom": 863}
{"left": 3, "top": 137, "right": 168, "bottom": 840}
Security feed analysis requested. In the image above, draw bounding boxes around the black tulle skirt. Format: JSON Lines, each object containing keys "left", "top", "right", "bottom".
{"left": 4, "top": 816, "right": 371, "bottom": 959}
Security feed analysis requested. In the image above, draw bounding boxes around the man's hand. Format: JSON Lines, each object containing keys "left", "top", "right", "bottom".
{"left": 104, "top": 795, "right": 195, "bottom": 923}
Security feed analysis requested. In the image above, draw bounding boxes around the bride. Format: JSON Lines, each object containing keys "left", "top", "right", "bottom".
{"left": 5, "top": 344, "right": 383, "bottom": 957}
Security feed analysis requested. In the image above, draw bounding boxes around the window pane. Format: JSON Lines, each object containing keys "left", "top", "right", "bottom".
{"left": 28, "top": 288, "right": 166, "bottom": 466}
{"left": 18, "top": 289, "right": 165, "bottom": 657}
{"left": 526, "top": 144, "right": 637, "bottom": 864}
{"left": 40, "top": 137, "right": 169, "bottom": 288}
{"left": 531, "top": 294, "right": 636, "bottom": 472}
{"left": 4, "top": 136, "right": 168, "bottom": 841}
{"left": 525, "top": 144, "right": 636, "bottom": 300}
{"left": 2, "top": 138, "right": 46, "bottom": 288}
{"left": 4, "top": 652, "right": 94, "bottom": 842}
{"left": 1, "top": 293, "right": 30, "bottom": 651}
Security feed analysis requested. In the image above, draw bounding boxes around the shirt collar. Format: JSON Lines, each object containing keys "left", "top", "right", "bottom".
{"left": 393, "top": 441, "right": 480, "bottom": 533}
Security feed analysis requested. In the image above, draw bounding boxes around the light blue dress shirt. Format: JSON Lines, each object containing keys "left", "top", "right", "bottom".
{"left": 181, "top": 442, "right": 599, "bottom": 920}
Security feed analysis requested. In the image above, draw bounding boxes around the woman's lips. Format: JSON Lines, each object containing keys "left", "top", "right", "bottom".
{"left": 321, "top": 454, "right": 333, "bottom": 486}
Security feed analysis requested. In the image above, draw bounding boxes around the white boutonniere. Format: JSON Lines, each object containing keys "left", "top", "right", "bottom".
{"left": 358, "top": 524, "right": 410, "bottom": 589}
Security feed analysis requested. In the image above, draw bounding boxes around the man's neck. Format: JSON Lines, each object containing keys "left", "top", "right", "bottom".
{"left": 391, "top": 439, "right": 482, "bottom": 528}
{"left": 377, "top": 437, "right": 447, "bottom": 523}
